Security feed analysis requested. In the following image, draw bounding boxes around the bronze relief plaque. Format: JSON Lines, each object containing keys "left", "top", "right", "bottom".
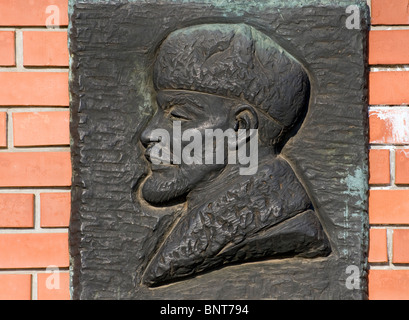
{"left": 69, "top": 0, "right": 369, "bottom": 299}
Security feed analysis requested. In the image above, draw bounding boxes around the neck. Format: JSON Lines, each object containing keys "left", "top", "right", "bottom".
{"left": 187, "top": 146, "right": 277, "bottom": 207}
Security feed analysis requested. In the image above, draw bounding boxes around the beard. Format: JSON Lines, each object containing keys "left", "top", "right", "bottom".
{"left": 140, "top": 161, "right": 226, "bottom": 207}
{"left": 141, "top": 167, "right": 192, "bottom": 206}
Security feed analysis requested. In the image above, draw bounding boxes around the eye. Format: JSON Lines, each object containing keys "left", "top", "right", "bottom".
{"left": 169, "top": 108, "right": 190, "bottom": 121}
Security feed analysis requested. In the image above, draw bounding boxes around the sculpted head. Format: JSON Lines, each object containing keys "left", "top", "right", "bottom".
{"left": 139, "top": 24, "right": 310, "bottom": 206}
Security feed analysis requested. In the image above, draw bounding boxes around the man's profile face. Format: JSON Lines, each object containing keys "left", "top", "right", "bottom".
{"left": 140, "top": 90, "right": 238, "bottom": 206}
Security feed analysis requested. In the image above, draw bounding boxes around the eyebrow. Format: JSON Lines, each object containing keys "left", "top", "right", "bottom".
{"left": 158, "top": 94, "right": 205, "bottom": 111}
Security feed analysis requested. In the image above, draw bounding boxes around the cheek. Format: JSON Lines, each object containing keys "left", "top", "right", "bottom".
{"left": 174, "top": 114, "right": 233, "bottom": 164}
{"left": 209, "top": 111, "right": 232, "bottom": 129}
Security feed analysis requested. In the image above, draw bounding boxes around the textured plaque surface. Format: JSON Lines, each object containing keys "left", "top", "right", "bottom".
{"left": 69, "top": 0, "right": 369, "bottom": 299}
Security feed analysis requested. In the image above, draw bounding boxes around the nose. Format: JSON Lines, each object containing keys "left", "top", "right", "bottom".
{"left": 140, "top": 127, "right": 157, "bottom": 149}
{"left": 140, "top": 111, "right": 163, "bottom": 149}
{"left": 140, "top": 123, "right": 162, "bottom": 164}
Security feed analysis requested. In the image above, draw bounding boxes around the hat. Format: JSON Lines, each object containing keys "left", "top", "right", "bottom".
{"left": 154, "top": 23, "right": 310, "bottom": 130}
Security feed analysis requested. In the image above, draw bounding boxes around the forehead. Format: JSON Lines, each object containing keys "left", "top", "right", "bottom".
{"left": 156, "top": 90, "right": 237, "bottom": 109}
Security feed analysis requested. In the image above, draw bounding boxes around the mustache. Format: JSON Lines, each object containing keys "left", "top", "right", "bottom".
{"left": 144, "top": 145, "right": 179, "bottom": 166}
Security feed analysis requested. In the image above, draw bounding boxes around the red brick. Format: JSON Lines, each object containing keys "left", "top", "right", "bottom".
{"left": 13, "top": 111, "right": 70, "bottom": 147}
{"left": 369, "top": 72, "right": 409, "bottom": 105}
{"left": 0, "top": 194, "right": 34, "bottom": 228}
{"left": 369, "top": 108, "right": 409, "bottom": 144}
{"left": 369, "top": 229, "right": 388, "bottom": 263}
{"left": 369, "top": 270, "right": 409, "bottom": 300}
{"left": 372, "top": 0, "right": 409, "bottom": 25}
{"left": 369, "top": 30, "right": 409, "bottom": 65}
{"left": 23, "top": 31, "right": 68, "bottom": 67}
{"left": 369, "top": 189, "right": 409, "bottom": 225}
{"left": 37, "top": 272, "right": 70, "bottom": 300}
{"left": 0, "top": 112, "right": 6, "bottom": 148}
{"left": 0, "top": 274, "right": 31, "bottom": 300}
{"left": 0, "top": 152, "right": 71, "bottom": 187}
{"left": 369, "top": 149, "right": 390, "bottom": 185}
{"left": 393, "top": 229, "right": 409, "bottom": 264}
{"left": 0, "top": 72, "right": 69, "bottom": 106}
{"left": 395, "top": 149, "right": 409, "bottom": 185}
{"left": 0, "top": 31, "right": 15, "bottom": 66}
{"left": 0, "top": 0, "right": 68, "bottom": 27}
{"left": 0, "top": 233, "right": 69, "bottom": 269}
{"left": 40, "top": 193, "right": 71, "bottom": 228}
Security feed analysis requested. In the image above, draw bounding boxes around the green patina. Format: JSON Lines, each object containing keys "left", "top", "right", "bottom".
{"left": 341, "top": 165, "right": 369, "bottom": 251}
{"left": 342, "top": 166, "right": 368, "bottom": 206}
{"left": 69, "top": 0, "right": 366, "bottom": 8}
{"left": 68, "top": 0, "right": 369, "bottom": 21}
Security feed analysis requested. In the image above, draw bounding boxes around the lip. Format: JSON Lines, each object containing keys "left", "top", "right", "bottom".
{"left": 144, "top": 146, "right": 176, "bottom": 169}
{"left": 144, "top": 147, "right": 153, "bottom": 163}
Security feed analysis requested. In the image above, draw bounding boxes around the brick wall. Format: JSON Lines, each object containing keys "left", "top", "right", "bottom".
{"left": 368, "top": 0, "right": 409, "bottom": 300}
{"left": 0, "top": 0, "right": 408, "bottom": 300}
{"left": 0, "top": 0, "right": 71, "bottom": 300}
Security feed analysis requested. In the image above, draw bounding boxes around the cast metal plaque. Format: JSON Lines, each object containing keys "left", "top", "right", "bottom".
{"left": 69, "top": 0, "right": 369, "bottom": 299}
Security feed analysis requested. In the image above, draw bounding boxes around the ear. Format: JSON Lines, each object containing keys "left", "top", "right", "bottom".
{"left": 231, "top": 104, "right": 259, "bottom": 150}
{"left": 234, "top": 105, "right": 259, "bottom": 131}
